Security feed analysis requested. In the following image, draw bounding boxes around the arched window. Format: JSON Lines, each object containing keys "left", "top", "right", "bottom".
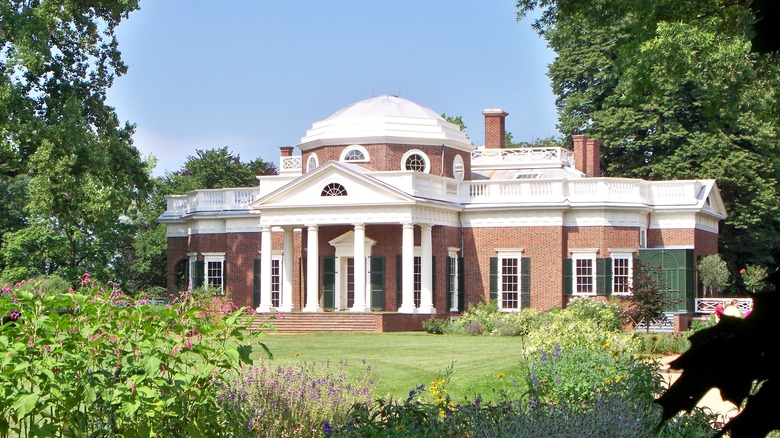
{"left": 401, "top": 150, "right": 430, "bottom": 173}
{"left": 306, "top": 154, "right": 319, "bottom": 172}
{"left": 321, "top": 183, "right": 348, "bottom": 197}
{"left": 453, "top": 155, "right": 465, "bottom": 181}
{"left": 340, "top": 145, "right": 369, "bottom": 162}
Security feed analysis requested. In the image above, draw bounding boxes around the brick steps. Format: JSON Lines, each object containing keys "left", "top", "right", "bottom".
{"left": 250, "top": 313, "right": 378, "bottom": 333}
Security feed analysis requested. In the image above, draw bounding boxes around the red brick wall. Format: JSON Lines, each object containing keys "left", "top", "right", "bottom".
{"left": 564, "top": 225, "right": 639, "bottom": 255}
{"left": 166, "top": 237, "right": 189, "bottom": 292}
{"left": 483, "top": 111, "right": 507, "bottom": 149}
{"left": 302, "top": 144, "right": 471, "bottom": 178}
{"left": 464, "top": 226, "right": 565, "bottom": 311}
{"left": 648, "top": 228, "right": 694, "bottom": 248}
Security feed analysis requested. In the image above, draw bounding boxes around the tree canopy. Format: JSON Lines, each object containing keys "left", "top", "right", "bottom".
{"left": 516, "top": 0, "right": 780, "bottom": 273}
{"left": 1, "top": 1, "right": 149, "bottom": 283}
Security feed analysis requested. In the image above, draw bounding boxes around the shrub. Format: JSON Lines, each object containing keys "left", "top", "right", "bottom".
{"left": 422, "top": 317, "right": 450, "bottom": 334}
{"left": 463, "top": 321, "right": 486, "bottom": 336}
{"left": 565, "top": 297, "right": 622, "bottom": 331}
{"left": 224, "top": 359, "right": 376, "bottom": 437}
{"left": 633, "top": 332, "right": 690, "bottom": 356}
{"left": 0, "top": 275, "right": 261, "bottom": 437}
{"left": 12, "top": 275, "right": 73, "bottom": 295}
{"left": 456, "top": 300, "right": 500, "bottom": 333}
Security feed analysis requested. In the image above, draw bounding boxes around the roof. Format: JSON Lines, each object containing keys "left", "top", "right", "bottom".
{"left": 298, "top": 95, "right": 474, "bottom": 152}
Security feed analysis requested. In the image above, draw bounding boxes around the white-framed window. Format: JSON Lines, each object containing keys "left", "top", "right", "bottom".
{"left": 571, "top": 249, "right": 597, "bottom": 296}
{"left": 271, "top": 257, "right": 281, "bottom": 307}
{"left": 401, "top": 150, "right": 430, "bottom": 173}
{"left": 452, "top": 155, "right": 464, "bottom": 181}
{"left": 448, "top": 248, "right": 459, "bottom": 311}
{"left": 610, "top": 249, "right": 635, "bottom": 295}
{"left": 187, "top": 252, "right": 198, "bottom": 290}
{"left": 639, "top": 229, "right": 647, "bottom": 249}
{"left": 203, "top": 252, "right": 226, "bottom": 295}
{"left": 306, "top": 153, "right": 319, "bottom": 172}
{"left": 497, "top": 250, "right": 524, "bottom": 311}
{"left": 340, "top": 145, "right": 370, "bottom": 162}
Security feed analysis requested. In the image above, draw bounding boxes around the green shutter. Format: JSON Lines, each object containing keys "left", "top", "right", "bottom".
{"left": 252, "top": 259, "right": 261, "bottom": 308}
{"left": 446, "top": 257, "right": 452, "bottom": 311}
{"left": 489, "top": 257, "right": 498, "bottom": 303}
{"left": 396, "top": 255, "right": 402, "bottom": 310}
{"left": 597, "top": 258, "right": 612, "bottom": 295}
{"left": 521, "top": 257, "right": 531, "bottom": 309}
{"left": 370, "top": 257, "right": 385, "bottom": 310}
{"left": 563, "top": 258, "right": 572, "bottom": 295}
{"left": 323, "top": 257, "right": 335, "bottom": 310}
{"left": 458, "top": 257, "right": 465, "bottom": 312}
{"left": 300, "top": 257, "right": 307, "bottom": 307}
{"left": 193, "top": 260, "right": 204, "bottom": 289}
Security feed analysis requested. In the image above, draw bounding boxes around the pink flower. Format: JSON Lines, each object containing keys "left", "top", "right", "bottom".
{"left": 1, "top": 283, "right": 11, "bottom": 293}
{"left": 81, "top": 273, "right": 91, "bottom": 286}
{"left": 129, "top": 380, "right": 135, "bottom": 393}
{"left": 740, "top": 268, "right": 746, "bottom": 275}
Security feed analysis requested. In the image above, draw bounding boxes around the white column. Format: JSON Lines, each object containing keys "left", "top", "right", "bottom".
{"left": 351, "top": 223, "right": 368, "bottom": 312}
{"left": 398, "top": 223, "right": 416, "bottom": 313}
{"left": 279, "top": 227, "right": 294, "bottom": 312}
{"left": 418, "top": 224, "right": 436, "bottom": 314}
{"left": 303, "top": 225, "right": 322, "bottom": 312}
{"left": 256, "top": 226, "right": 273, "bottom": 313}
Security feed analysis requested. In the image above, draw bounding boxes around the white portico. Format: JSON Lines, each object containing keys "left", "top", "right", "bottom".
{"left": 251, "top": 160, "right": 460, "bottom": 313}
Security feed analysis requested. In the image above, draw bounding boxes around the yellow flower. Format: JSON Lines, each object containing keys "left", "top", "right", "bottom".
{"left": 496, "top": 371, "right": 506, "bottom": 379}
{"left": 294, "top": 352, "right": 300, "bottom": 357}
{"left": 601, "top": 341, "right": 611, "bottom": 350}
{"left": 395, "top": 425, "right": 404, "bottom": 431}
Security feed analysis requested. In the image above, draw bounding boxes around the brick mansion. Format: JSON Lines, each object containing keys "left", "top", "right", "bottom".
{"left": 159, "top": 95, "right": 726, "bottom": 317}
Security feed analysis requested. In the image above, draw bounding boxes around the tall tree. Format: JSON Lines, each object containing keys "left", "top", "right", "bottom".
{"left": 125, "top": 148, "right": 277, "bottom": 292}
{"left": 516, "top": 0, "right": 780, "bottom": 271}
{"left": 0, "top": 1, "right": 149, "bottom": 283}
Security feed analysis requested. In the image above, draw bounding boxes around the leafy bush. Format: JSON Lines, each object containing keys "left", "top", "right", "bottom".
{"left": 224, "top": 359, "right": 376, "bottom": 437}
{"left": 11, "top": 275, "right": 73, "bottom": 295}
{"left": 527, "top": 343, "right": 660, "bottom": 406}
{"left": 633, "top": 332, "right": 690, "bottom": 356}
{"left": 0, "top": 275, "right": 261, "bottom": 437}
{"left": 463, "top": 321, "right": 487, "bottom": 336}
{"left": 565, "top": 297, "right": 622, "bottom": 331}
{"left": 422, "top": 317, "right": 449, "bottom": 334}
{"left": 525, "top": 311, "right": 638, "bottom": 355}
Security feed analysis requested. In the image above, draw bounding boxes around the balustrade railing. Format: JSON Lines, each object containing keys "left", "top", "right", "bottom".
{"left": 695, "top": 298, "right": 753, "bottom": 314}
{"left": 163, "top": 188, "right": 260, "bottom": 216}
{"left": 471, "top": 147, "right": 574, "bottom": 167}
{"left": 280, "top": 156, "right": 302, "bottom": 173}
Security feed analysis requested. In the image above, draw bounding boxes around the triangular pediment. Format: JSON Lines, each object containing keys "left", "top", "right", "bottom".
{"left": 699, "top": 180, "right": 727, "bottom": 218}
{"left": 252, "top": 161, "right": 417, "bottom": 209}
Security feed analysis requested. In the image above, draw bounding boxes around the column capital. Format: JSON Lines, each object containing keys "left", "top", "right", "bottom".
{"left": 419, "top": 223, "right": 433, "bottom": 231}
{"left": 353, "top": 223, "right": 365, "bottom": 229}
{"left": 402, "top": 222, "right": 415, "bottom": 230}
{"left": 305, "top": 224, "right": 319, "bottom": 231}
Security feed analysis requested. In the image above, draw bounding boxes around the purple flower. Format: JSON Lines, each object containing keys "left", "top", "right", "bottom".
{"left": 323, "top": 420, "right": 333, "bottom": 435}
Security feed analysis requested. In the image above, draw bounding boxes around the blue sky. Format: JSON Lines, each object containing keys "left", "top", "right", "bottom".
{"left": 106, "top": 1, "right": 559, "bottom": 176}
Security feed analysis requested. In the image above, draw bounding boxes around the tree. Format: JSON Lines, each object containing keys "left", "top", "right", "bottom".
{"left": 1, "top": 1, "right": 149, "bottom": 284}
{"left": 516, "top": 0, "right": 780, "bottom": 272}
{"left": 740, "top": 264, "right": 769, "bottom": 294}
{"left": 698, "top": 254, "right": 731, "bottom": 296}
{"left": 621, "top": 262, "right": 678, "bottom": 333}
{"left": 125, "top": 148, "right": 277, "bottom": 292}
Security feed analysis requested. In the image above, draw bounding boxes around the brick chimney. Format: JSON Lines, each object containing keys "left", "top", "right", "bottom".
{"left": 572, "top": 135, "right": 601, "bottom": 177}
{"left": 279, "top": 146, "right": 294, "bottom": 157}
{"left": 483, "top": 109, "right": 508, "bottom": 149}
{"left": 586, "top": 137, "right": 601, "bottom": 177}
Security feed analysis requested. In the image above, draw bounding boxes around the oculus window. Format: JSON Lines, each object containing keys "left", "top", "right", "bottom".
{"left": 321, "top": 182, "right": 348, "bottom": 197}
{"left": 402, "top": 150, "right": 430, "bottom": 173}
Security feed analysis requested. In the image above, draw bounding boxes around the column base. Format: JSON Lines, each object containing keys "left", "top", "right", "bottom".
{"left": 397, "top": 305, "right": 416, "bottom": 314}
{"left": 255, "top": 305, "right": 272, "bottom": 313}
{"left": 417, "top": 306, "right": 437, "bottom": 314}
{"left": 277, "top": 305, "right": 294, "bottom": 313}
{"left": 302, "top": 305, "right": 323, "bottom": 313}
{"left": 349, "top": 305, "right": 369, "bottom": 313}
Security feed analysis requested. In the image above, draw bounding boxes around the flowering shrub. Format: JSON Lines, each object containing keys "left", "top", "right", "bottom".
{"left": 633, "top": 332, "right": 690, "bottom": 355}
{"left": 222, "top": 359, "right": 376, "bottom": 438}
{"left": 527, "top": 343, "right": 660, "bottom": 406}
{"left": 563, "top": 297, "right": 622, "bottom": 332}
{"left": 0, "top": 276, "right": 260, "bottom": 437}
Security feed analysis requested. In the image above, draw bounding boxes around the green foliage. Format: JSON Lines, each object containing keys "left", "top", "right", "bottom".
{"left": 698, "top": 254, "right": 730, "bottom": 296}
{"left": 563, "top": 297, "right": 622, "bottom": 332}
{"left": 422, "top": 317, "right": 449, "bottom": 335}
{"left": 633, "top": 332, "right": 690, "bottom": 356}
{"left": 528, "top": 344, "right": 660, "bottom": 406}
{"left": 224, "top": 359, "right": 376, "bottom": 437}
{"left": 0, "top": 276, "right": 262, "bottom": 437}
{"left": 11, "top": 275, "right": 73, "bottom": 295}
{"left": 741, "top": 264, "right": 769, "bottom": 293}
{"left": 516, "top": 0, "right": 780, "bottom": 271}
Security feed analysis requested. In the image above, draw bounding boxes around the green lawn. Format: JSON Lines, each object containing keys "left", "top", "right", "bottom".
{"left": 253, "top": 332, "right": 530, "bottom": 402}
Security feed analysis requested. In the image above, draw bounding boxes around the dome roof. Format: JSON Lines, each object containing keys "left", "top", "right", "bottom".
{"left": 298, "top": 95, "right": 474, "bottom": 152}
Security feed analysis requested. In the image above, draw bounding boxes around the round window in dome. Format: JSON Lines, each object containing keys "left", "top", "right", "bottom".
{"left": 402, "top": 150, "right": 430, "bottom": 173}
{"left": 340, "top": 145, "right": 370, "bottom": 162}
{"left": 453, "top": 154, "right": 465, "bottom": 181}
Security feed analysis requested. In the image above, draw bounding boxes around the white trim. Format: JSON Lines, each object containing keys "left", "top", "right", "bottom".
{"left": 608, "top": 249, "right": 634, "bottom": 296}
{"left": 497, "top": 251, "right": 524, "bottom": 312}
{"left": 203, "top": 253, "right": 226, "bottom": 294}
{"left": 401, "top": 149, "right": 430, "bottom": 173}
{"left": 340, "top": 145, "right": 370, "bottom": 163}
{"left": 306, "top": 153, "right": 319, "bottom": 172}
{"left": 571, "top": 250, "right": 597, "bottom": 296}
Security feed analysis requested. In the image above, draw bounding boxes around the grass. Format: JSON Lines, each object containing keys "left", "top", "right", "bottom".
{"left": 252, "top": 332, "right": 530, "bottom": 402}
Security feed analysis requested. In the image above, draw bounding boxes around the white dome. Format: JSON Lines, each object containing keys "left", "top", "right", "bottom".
{"left": 298, "top": 95, "right": 474, "bottom": 151}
